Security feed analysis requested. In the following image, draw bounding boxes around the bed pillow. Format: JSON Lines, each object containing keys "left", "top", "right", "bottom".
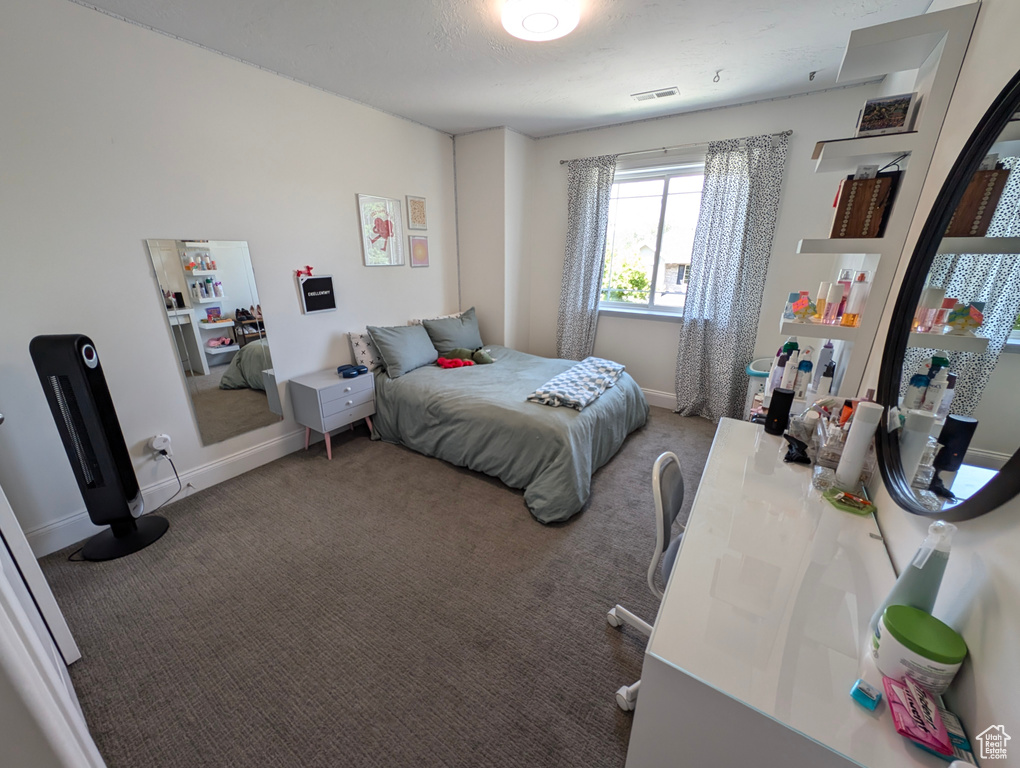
{"left": 348, "top": 331, "right": 385, "bottom": 371}
{"left": 423, "top": 307, "right": 483, "bottom": 353}
{"left": 366, "top": 324, "right": 439, "bottom": 378}
{"left": 407, "top": 311, "right": 462, "bottom": 327}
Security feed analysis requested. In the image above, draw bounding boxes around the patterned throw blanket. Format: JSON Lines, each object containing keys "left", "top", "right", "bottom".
{"left": 527, "top": 357, "right": 626, "bottom": 411}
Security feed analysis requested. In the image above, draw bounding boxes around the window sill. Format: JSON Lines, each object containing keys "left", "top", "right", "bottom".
{"left": 598, "top": 306, "right": 684, "bottom": 323}
{"left": 1002, "top": 338, "right": 1020, "bottom": 354}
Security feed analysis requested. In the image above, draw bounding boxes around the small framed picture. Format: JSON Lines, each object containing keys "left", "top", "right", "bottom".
{"left": 855, "top": 92, "right": 919, "bottom": 137}
{"left": 409, "top": 235, "right": 430, "bottom": 268}
{"left": 406, "top": 195, "right": 428, "bottom": 230}
{"left": 357, "top": 194, "right": 405, "bottom": 266}
{"left": 299, "top": 274, "right": 337, "bottom": 314}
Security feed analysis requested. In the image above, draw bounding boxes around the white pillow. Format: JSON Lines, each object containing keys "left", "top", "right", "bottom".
{"left": 348, "top": 331, "right": 384, "bottom": 371}
{"left": 407, "top": 311, "right": 462, "bottom": 327}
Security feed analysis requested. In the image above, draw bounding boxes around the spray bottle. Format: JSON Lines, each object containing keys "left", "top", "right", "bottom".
{"left": 869, "top": 521, "right": 957, "bottom": 640}
{"left": 794, "top": 349, "right": 813, "bottom": 400}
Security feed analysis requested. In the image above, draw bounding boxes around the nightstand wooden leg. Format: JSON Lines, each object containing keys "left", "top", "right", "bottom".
{"left": 324, "top": 431, "right": 332, "bottom": 460}
{"left": 365, "top": 415, "right": 373, "bottom": 433}
{"left": 304, "top": 427, "right": 311, "bottom": 450}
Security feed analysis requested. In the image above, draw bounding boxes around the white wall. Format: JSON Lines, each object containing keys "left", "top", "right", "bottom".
{"left": 970, "top": 350, "right": 1020, "bottom": 462}
{"left": 867, "top": 0, "right": 1020, "bottom": 744}
{"left": 0, "top": 0, "right": 457, "bottom": 552}
{"left": 504, "top": 130, "right": 534, "bottom": 351}
{"left": 455, "top": 129, "right": 508, "bottom": 344}
{"left": 518, "top": 84, "right": 881, "bottom": 400}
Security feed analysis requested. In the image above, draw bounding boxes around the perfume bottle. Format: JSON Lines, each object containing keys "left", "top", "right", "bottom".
{"left": 813, "top": 282, "right": 830, "bottom": 321}
{"left": 840, "top": 271, "right": 872, "bottom": 327}
{"left": 835, "top": 268, "right": 854, "bottom": 321}
{"left": 914, "top": 286, "right": 946, "bottom": 333}
{"left": 822, "top": 283, "right": 845, "bottom": 325}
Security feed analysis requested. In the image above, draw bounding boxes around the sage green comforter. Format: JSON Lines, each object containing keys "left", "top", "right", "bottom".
{"left": 372, "top": 346, "right": 649, "bottom": 523}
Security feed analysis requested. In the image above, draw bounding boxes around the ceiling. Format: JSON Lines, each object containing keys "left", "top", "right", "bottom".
{"left": 75, "top": 0, "right": 933, "bottom": 138}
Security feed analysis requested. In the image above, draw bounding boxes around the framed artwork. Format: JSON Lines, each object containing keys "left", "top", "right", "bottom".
{"left": 357, "top": 194, "right": 405, "bottom": 266}
{"left": 855, "top": 92, "right": 919, "bottom": 137}
{"left": 406, "top": 195, "right": 428, "bottom": 230}
{"left": 409, "top": 235, "right": 430, "bottom": 268}
{"left": 299, "top": 274, "right": 337, "bottom": 314}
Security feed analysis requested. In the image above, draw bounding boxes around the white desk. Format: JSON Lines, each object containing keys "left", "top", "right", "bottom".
{"left": 626, "top": 418, "right": 947, "bottom": 768}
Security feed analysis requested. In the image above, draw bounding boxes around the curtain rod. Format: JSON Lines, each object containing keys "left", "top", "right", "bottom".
{"left": 558, "top": 130, "right": 792, "bottom": 165}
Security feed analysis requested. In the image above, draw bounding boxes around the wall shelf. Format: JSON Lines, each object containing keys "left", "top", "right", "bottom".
{"left": 908, "top": 331, "right": 990, "bottom": 353}
{"left": 198, "top": 320, "right": 235, "bottom": 329}
{"left": 196, "top": 296, "right": 225, "bottom": 304}
{"left": 812, "top": 133, "right": 917, "bottom": 174}
{"left": 187, "top": 269, "right": 216, "bottom": 276}
{"left": 797, "top": 238, "right": 887, "bottom": 255}
{"left": 836, "top": 7, "right": 959, "bottom": 81}
{"left": 205, "top": 344, "right": 239, "bottom": 356}
{"left": 780, "top": 320, "right": 859, "bottom": 342}
{"left": 937, "top": 236, "right": 1020, "bottom": 254}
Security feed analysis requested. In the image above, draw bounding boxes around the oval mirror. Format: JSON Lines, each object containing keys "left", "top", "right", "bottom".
{"left": 877, "top": 69, "right": 1020, "bottom": 521}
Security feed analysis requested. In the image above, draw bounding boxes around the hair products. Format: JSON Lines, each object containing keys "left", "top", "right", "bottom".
{"left": 822, "top": 283, "right": 845, "bottom": 325}
{"left": 921, "top": 367, "right": 950, "bottom": 413}
{"left": 770, "top": 353, "right": 789, "bottom": 395}
{"left": 782, "top": 337, "right": 800, "bottom": 355}
{"left": 902, "top": 363, "right": 930, "bottom": 410}
{"left": 780, "top": 350, "right": 800, "bottom": 390}
{"left": 935, "top": 373, "right": 958, "bottom": 420}
{"left": 834, "top": 401, "right": 883, "bottom": 491}
{"left": 764, "top": 347, "right": 783, "bottom": 400}
{"left": 869, "top": 521, "right": 956, "bottom": 639}
{"left": 794, "top": 350, "right": 813, "bottom": 399}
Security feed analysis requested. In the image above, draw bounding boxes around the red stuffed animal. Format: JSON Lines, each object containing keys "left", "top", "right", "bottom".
{"left": 436, "top": 357, "right": 475, "bottom": 369}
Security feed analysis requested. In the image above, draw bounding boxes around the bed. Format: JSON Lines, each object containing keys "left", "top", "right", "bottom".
{"left": 371, "top": 345, "right": 649, "bottom": 523}
{"left": 219, "top": 338, "right": 272, "bottom": 391}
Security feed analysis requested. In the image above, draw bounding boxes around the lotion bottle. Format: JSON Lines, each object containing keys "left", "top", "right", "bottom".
{"left": 770, "top": 353, "right": 789, "bottom": 395}
{"left": 902, "top": 363, "right": 931, "bottom": 410}
{"left": 921, "top": 368, "right": 950, "bottom": 414}
{"left": 794, "top": 349, "right": 813, "bottom": 400}
{"left": 869, "top": 520, "right": 957, "bottom": 640}
{"left": 834, "top": 401, "right": 883, "bottom": 491}
{"left": 780, "top": 350, "right": 800, "bottom": 390}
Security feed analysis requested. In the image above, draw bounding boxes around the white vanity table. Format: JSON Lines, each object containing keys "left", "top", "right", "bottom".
{"left": 166, "top": 308, "right": 210, "bottom": 376}
{"left": 626, "top": 419, "right": 949, "bottom": 768}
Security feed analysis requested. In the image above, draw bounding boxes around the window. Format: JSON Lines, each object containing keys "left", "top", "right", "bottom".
{"left": 600, "top": 164, "right": 704, "bottom": 312}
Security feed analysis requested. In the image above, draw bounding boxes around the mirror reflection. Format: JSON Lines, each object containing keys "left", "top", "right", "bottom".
{"left": 897, "top": 117, "right": 1020, "bottom": 511}
{"left": 146, "top": 240, "right": 280, "bottom": 445}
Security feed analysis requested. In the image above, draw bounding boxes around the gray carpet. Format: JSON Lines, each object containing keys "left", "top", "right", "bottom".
{"left": 185, "top": 367, "right": 280, "bottom": 445}
{"left": 41, "top": 407, "right": 717, "bottom": 768}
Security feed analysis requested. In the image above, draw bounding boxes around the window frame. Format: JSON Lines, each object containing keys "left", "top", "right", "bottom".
{"left": 599, "top": 161, "right": 705, "bottom": 316}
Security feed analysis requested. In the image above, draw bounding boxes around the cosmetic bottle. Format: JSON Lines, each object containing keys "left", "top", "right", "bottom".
{"left": 921, "top": 368, "right": 950, "bottom": 414}
{"left": 869, "top": 520, "right": 957, "bottom": 640}
{"left": 935, "top": 373, "right": 958, "bottom": 420}
{"left": 914, "top": 287, "right": 947, "bottom": 333}
{"left": 213, "top": 281, "right": 224, "bottom": 298}
{"left": 811, "top": 341, "right": 834, "bottom": 388}
{"left": 794, "top": 349, "right": 813, "bottom": 400}
{"left": 764, "top": 347, "right": 783, "bottom": 400}
{"left": 822, "top": 283, "right": 845, "bottom": 325}
{"left": 902, "top": 364, "right": 930, "bottom": 410}
{"left": 900, "top": 409, "right": 937, "bottom": 486}
{"left": 770, "top": 353, "right": 789, "bottom": 396}
{"left": 835, "top": 269, "right": 854, "bottom": 319}
{"left": 813, "top": 282, "right": 830, "bottom": 321}
{"left": 840, "top": 271, "right": 871, "bottom": 327}
{"left": 780, "top": 350, "right": 800, "bottom": 390}
{"left": 819, "top": 360, "right": 835, "bottom": 396}
{"left": 834, "top": 400, "right": 883, "bottom": 491}
{"left": 782, "top": 337, "right": 800, "bottom": 356}
{"left": 783, "top": 292, "right": 799, "bottom": 320}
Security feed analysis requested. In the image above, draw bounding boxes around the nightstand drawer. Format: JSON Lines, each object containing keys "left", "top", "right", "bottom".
{"left": 322, "top": 400, "right": 376, "bottom": 433}
{"left": 320, "top": 374, "right": 374, "bottom": 404}
{"left": 322, "top": 387, "right": 374, "bottom": 418}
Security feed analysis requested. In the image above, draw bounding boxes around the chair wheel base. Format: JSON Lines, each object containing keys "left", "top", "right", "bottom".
{"left": 616, "top": 686, "right": 635, "bottom": 711}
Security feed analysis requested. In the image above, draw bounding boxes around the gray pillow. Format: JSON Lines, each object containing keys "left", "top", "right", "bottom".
{"left": 423, "top": 307, "right": 483, "bottom": 353}
{"left": 366, "top": 324, "right": 438, "bottom": 378}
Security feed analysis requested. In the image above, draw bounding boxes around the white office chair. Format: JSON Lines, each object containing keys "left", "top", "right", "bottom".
{"left": 607, "top": 450, "right": 685, "bottom": 711}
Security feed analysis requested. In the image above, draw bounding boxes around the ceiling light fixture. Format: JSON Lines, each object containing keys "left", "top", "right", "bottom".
{"left": 502, "top": 0, "right": 581, "bottom": 42}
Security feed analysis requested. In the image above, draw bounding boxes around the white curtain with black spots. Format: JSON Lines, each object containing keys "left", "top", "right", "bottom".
{"left": 556, "top": 155, "right": 617, "bottom": 360}
{"left": 900, "top": 156, "right": 1020, "bottom": 415}
{"left": 674, "top": 133, "right": 790, "bottom": 420}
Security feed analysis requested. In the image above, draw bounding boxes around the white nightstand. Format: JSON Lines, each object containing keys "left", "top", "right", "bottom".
{"left": 288, "top": 369, "right": 375, "bottom": 460}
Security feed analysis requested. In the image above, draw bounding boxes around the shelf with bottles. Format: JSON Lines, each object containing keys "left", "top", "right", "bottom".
{"left": 186, "top": 269, "right": 217, "bottom": 277}
{"left": 907, "top": 331, "right": 990, "bottom": 354}
{"left": 797, "top": 238, "right": 888, "bottom": 256}
{"left": 195, "top": 296, "right": 227, "bottom": 304}
{"left": 197, "top": 319, "right": 236, "bottom": 330}
{"left": 937, "top": 236, "right": 1020, "bottom": 255}
{"left": 780, "top": 320, "right": 859, "bottom": 343}
{"left": 205, "top": 344, "right": 239, "bottom": 357}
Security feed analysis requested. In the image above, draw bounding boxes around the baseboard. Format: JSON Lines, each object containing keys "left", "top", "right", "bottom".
{"left": 642, "top": 388, "right": 677, "bottom": 411}
{"left": 965, "top": 447, "right": 1010, "bottom": 471}
{"left": 25, "top": 429, "right": 308, "bottom": 557}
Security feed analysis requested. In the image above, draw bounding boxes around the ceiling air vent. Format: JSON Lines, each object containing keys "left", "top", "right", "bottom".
{"left": 631, "top": 87, "right": 679, "bottom": 102}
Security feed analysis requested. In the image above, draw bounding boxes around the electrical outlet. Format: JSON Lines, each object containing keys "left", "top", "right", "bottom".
{"left": 150, "top": 433, "right": 173, "bottom": 460}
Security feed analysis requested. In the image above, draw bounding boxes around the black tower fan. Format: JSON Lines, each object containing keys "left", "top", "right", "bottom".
{"left": 30, "top": 335, "right": 168, "bottom": 561}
